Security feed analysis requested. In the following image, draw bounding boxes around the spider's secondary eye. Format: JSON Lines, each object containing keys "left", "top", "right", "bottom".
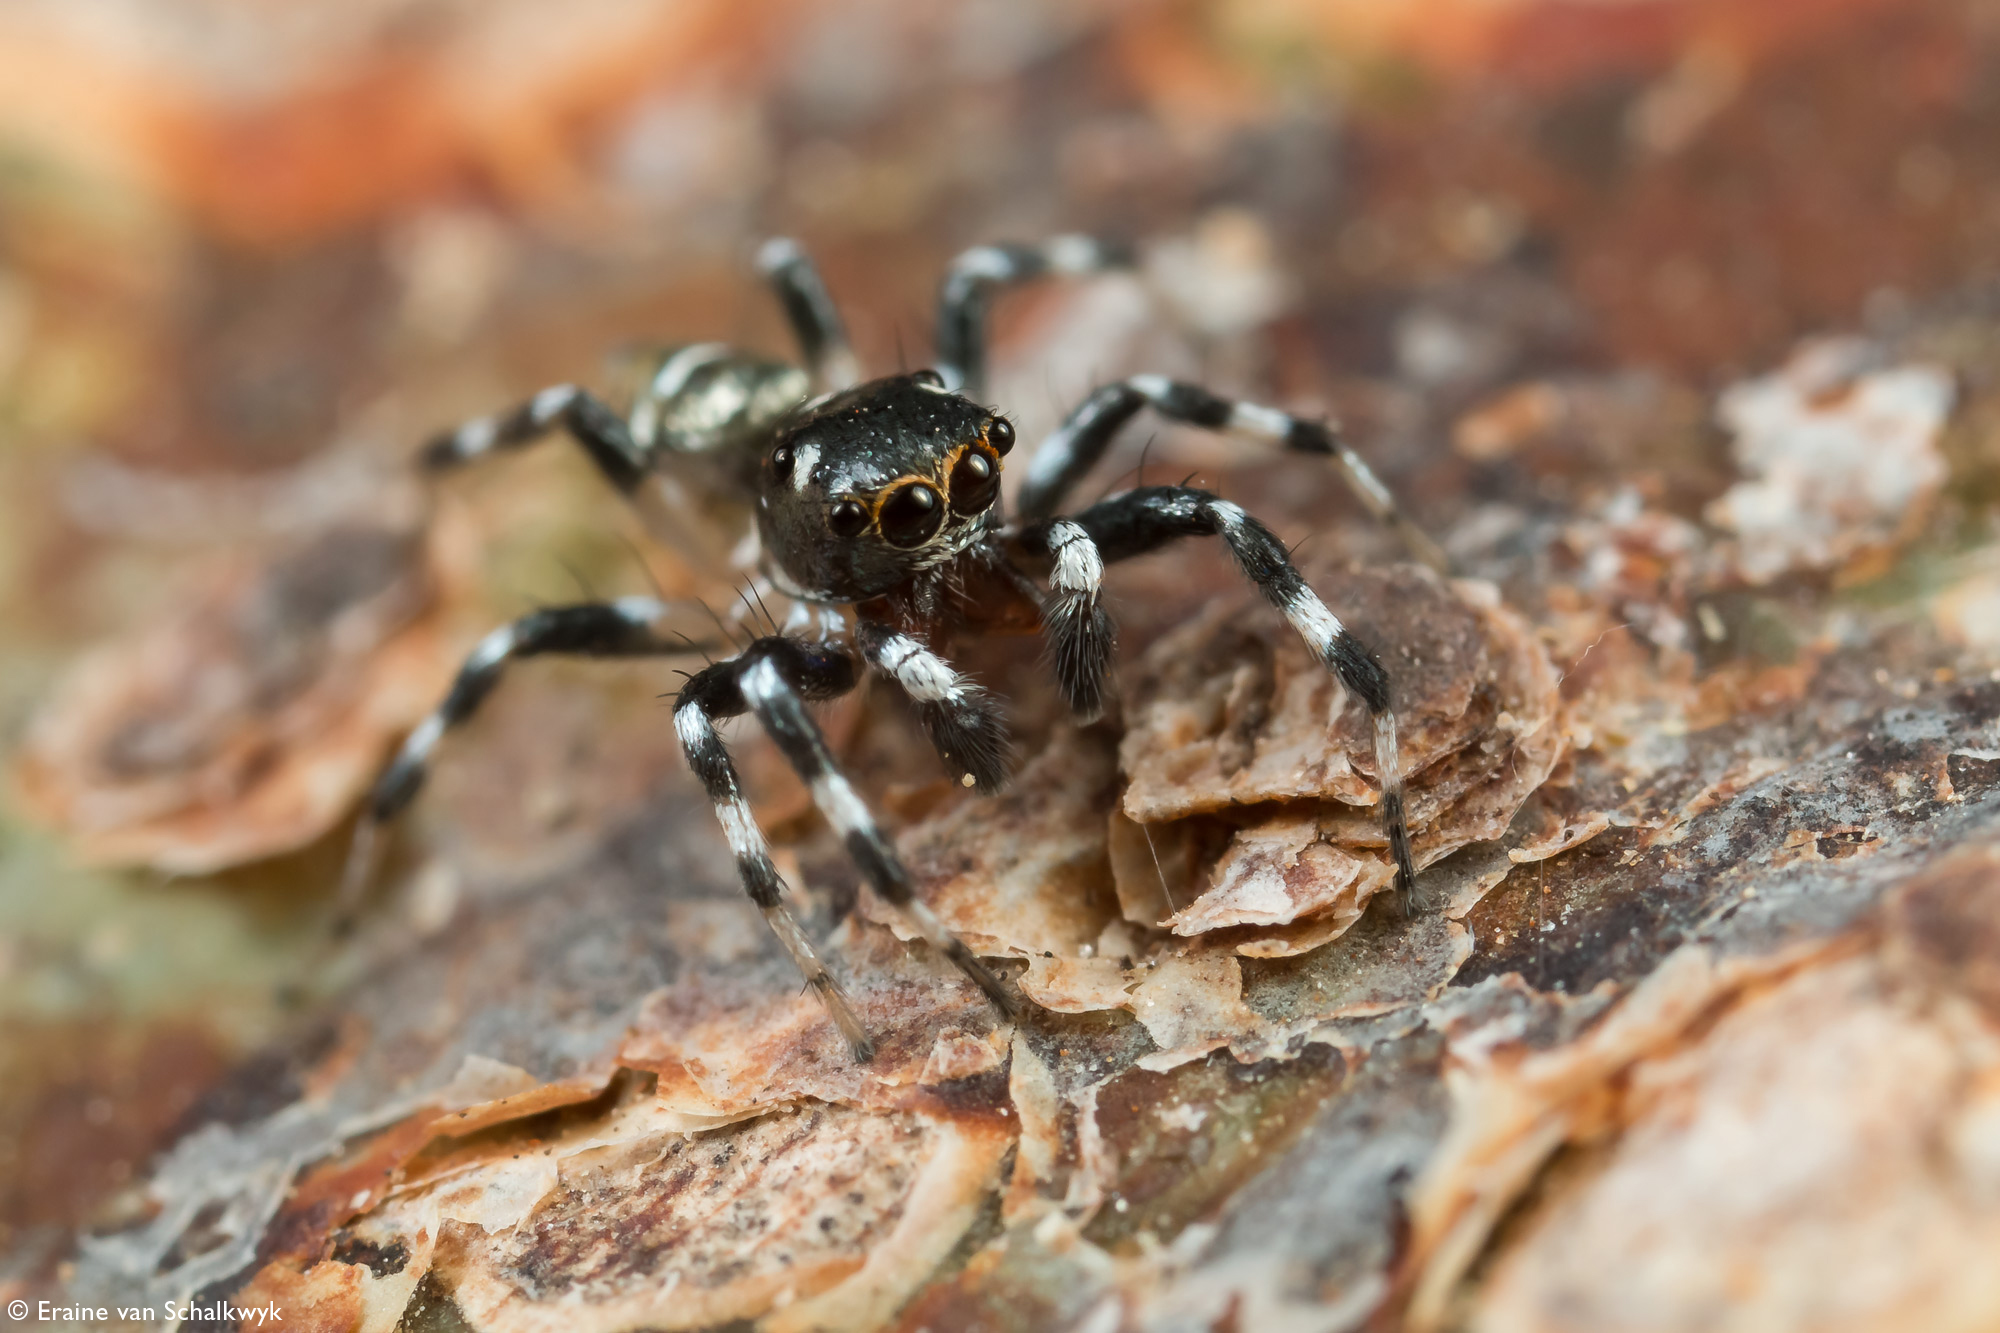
{"left": 949, "top": 451, "right": 999, "bottom": 515}
{"left": 770, "top": 444, "right": 794, "bottom": 479}
{"left": 878, "top": 482, "right": 944, "bottom": 547}
{"left": 987, "top": 417, "right": 1015, "bottom": 455}
{"left": 829, "top": 499, "right": 869, "bottom": 537}
{"left": 910, "top": 369, "right": 945, "bottom": 388}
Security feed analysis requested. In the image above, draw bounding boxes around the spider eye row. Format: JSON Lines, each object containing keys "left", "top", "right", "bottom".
{"left": 781, "top": 413, "right": 1014, "bottom": 546}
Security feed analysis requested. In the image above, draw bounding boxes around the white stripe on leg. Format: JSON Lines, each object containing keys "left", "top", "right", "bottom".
{"left": 451, "top": 416, "right": 499, "bottom": 460}
{"left": 674, "top": 697, "right": 873, "bottom": 1058}
{"left": 529, "top": 383, "right": 579, "bottom": 426}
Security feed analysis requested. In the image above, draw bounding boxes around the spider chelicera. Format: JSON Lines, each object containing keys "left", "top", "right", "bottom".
{"left": 339, "top": 235, "right": 1444, "bottom": 1062}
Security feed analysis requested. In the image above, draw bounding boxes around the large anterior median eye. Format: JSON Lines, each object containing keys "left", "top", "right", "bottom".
{"left": 878, "top": 482, "right": 944, "bottom": 547}
{"left": 948, "top": 450, "right": 999, "bottom": 515}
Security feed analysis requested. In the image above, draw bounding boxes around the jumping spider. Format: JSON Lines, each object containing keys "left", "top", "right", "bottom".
{"left": 341, "top": 235, "right": 1443, "bottom": 1062}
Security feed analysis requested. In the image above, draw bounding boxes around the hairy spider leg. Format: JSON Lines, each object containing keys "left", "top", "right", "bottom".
{"left": 676, "top": 638, "right": 1015, "bottom": 1057}
{"left": 674, "top": 642, "right": 875, "bottom": 1062}
{"left": 934, "top": 236, "right": 1137, "bottom": 400}
{"left": 335, "top": 597, "right": 700, "bottom": 932}
{"left": 757, "top": 238, "right": 861, "bottom": 394}
{"left": 855, "top": 620, "right": 1011, "bottom": 794}
{"left": 1022, "top": 487, "right": 1420, "bottom": 913}
{"left": 1016, "top": 375, "right": 1450, "bottom": 575}
{"left": 739, "top": 655, "right": 1016, "bottom": 1018}
{"left": 419, "top": 384, "right": 650, "bottom": 492}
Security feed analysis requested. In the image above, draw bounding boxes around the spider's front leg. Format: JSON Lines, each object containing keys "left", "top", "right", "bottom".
{"left": 676, "top": 637, "right": 1014, "bottom": 1061}
{"left": 1021, "top": 488, "right": 1421, "bottom": 913}
{"left": 1017, "top": 376, "right": 1449, "bottom": 574}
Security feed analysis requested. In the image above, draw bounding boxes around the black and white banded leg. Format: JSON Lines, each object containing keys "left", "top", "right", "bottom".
{"left": 336, "top": 597, "right": 694, "bottom": 931}
{"left": 675, "top": 639, "right": 875, "bottom": 1060}
{"left": 934, "top": 236, "right": 1135, "bottom": 399}
{"left": 739, "top": 652, "right": 1016, "bottom": 1017}
{"left": 676, "top": 639, "right": 1014, "bottom": 1059}
{"left": 1016, "top": 375, "right": 1449, "bottom": 574}
{"left": 757, "top": 238, "right": 860, "bottom": 393}
{"left": 1024, "top": 487, "right": 1419, "bottom": 911}
{"left": 856, "top": 620, "right": 1010, "bottom": 794}
{"left": 418, "top": 384, "right": 650, "bottom": 493}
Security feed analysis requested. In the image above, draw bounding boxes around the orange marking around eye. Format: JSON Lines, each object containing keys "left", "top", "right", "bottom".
{"left": 978, "top": 419, "right": 1011, "bottom": 462}
{"left": 942, "top": 443, "right": 1001, "bottom": 498}
{"left": 860, "top": 439, "right": 999, "bottom": 531}
{"left": 865, "top": 475, "right": 938, "bottom": 526}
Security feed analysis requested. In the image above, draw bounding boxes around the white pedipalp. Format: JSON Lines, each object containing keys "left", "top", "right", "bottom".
{"left": 1047, "top": 520, "right": 1104, "bottom": 595}
{"left": 877, "top": 633, "right": 962, "bottom": 703}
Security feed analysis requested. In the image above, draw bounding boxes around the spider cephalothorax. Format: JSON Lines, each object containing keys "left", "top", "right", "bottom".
{"left": 342, "top": 235, "right": 1444, "bottom": 1063}
{"left": 759, "top": 371, "right": 1013, "bottom": 602}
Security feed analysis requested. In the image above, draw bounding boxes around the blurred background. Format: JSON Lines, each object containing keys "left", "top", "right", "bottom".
{"left": 4, "top": 0, "right": 2000, "bottom": 1306}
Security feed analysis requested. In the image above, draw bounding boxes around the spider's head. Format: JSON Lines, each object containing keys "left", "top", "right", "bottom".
{"left": 757, "top": 370, "right": 1013, "bottom": 601}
